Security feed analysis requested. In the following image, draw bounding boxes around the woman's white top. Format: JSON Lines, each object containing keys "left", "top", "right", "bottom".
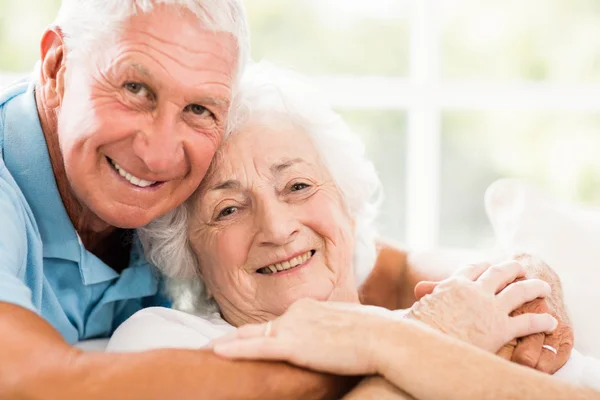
{"left": 107, "top": 304, "right": 401, "bottom": 352}
{"left": 106, "top": 306, "right": 600, "bottom": 392}
{"left": 107, "top": 307, "right": 235, "bottom": 352}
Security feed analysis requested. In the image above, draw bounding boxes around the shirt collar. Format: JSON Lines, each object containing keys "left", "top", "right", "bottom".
{"left": 3, "top": 80, "right": 80, "bottom": 262}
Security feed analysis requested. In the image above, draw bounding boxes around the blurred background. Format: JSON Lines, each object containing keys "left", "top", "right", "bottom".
{"left": 1, "top": 0, "right": 599, "bottom": 249}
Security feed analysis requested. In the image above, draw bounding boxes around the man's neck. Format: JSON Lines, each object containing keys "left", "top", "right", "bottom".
{"left": 34, "top": 84, "right": 128, "bottom": 268}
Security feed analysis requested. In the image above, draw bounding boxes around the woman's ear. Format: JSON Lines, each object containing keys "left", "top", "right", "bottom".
{"left": 39, "top": 26, "right": 67, "bottom": 109}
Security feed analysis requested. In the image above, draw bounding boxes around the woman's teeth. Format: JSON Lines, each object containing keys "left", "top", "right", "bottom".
{"left": 258, "top": 250, "right": 314, "bottom": 274}
{"left": 110, "top": 159, "right": 157, "bottom": 188}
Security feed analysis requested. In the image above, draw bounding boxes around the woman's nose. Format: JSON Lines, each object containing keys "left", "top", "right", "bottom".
{"left": 256, "top": 200, "right": 300, "bottom": 246}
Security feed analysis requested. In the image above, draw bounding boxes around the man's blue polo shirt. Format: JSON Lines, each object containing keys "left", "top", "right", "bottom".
{"left": 0, "top": 79, "right": 168, "bottom": 344}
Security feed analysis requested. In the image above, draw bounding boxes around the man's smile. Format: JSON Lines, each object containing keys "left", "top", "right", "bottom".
{"left": 107, "top": 157, "right": 162, "bottom": 189}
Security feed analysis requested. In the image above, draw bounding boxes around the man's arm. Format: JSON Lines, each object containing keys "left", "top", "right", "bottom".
{"left": 0, "top": 303, "right": 354, "bottom": 400}
{"left": 342, "top": 376, "right": 414, "bottom": 400}
{"left": 360, "top": 243, "right": 487, "bottom": 310}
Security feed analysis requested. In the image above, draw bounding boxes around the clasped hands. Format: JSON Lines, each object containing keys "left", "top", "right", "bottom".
{"left": 413, "top": 255, "right": 574, "bottom": 374}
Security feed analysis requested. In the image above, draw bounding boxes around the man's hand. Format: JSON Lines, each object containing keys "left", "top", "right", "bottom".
{"left": 508, "top": 254, "right": 574, "bottom": 374}
{"left": 415, "top": 255, "right": 574, "bottom": 374}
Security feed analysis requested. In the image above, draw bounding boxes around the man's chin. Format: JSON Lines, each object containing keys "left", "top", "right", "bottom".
{"left": 93, "top": 207, "right": 161, "bottom": 229}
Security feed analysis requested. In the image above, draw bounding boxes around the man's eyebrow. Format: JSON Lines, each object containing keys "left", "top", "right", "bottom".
{"left": 126, "top": 64, "right": 228, "bottom": 107}
{"left": 209, "top": 180, "right": 241, "bottom": 191}
{"left": 270, "top": 158, "right": 306, "bottom": 175}
{"left": 129, "top": 63, "right": 153, "bottom": 78}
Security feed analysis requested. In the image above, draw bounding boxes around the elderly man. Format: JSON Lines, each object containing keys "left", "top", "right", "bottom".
{"left": 0, "top": 0, "right": 573, "bottom": 398}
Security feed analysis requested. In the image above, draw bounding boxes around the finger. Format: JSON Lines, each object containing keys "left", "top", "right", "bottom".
{"left": 213, "top": 337, "right": 291, "bottom": 361}
{"left": 511, "top": 333, "right": 544, "bottom": 368}
{"left": 477, "top": 261, "right": 526, "bottom": 293}
{"left": 510, "top": 313, "right": 558, "bottom": 339}
{"left": 414, "top": 281, "right": 438, "bottom": 300}
{"left": 535, "top": 334, "right": 561, "bottom": 374}
{"left": 209, "top": 322, "right": 269, "bottom": 346}
{"left": 454, "top": 262, "right": 492, "bottom": 281}
{"left": 496, "top": 279, "right": 551, "bottom": 313}
{"left": 536, "top": 328, "right": 574, "bottom": 374}
{"left": 497, "top": 339, "right": 517, "bottom": 361}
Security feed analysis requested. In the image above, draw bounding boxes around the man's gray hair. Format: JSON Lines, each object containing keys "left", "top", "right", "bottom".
{"left": 138, "top": 62, "right": 383, "bottom": 313}
{"left": 54, "top": 0, "right": 249, "bottom": 84}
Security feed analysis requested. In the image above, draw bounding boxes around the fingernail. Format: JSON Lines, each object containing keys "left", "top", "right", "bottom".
{"left": 548, "top": 316, "right": 558, "bottom": 332}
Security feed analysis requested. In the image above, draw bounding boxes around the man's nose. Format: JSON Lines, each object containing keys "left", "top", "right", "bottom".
{"left": 132, "top": 114, "right": 184, "bottom": 174}
{"left": 257, "top": 199, "right": 300, "bottom": 246}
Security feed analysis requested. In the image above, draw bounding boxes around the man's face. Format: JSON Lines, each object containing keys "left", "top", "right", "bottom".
{"left": 56, "top": 5, "right": 238, "bottom": 228}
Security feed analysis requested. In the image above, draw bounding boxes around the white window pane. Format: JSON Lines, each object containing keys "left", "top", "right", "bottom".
{"left": 247, "top": 0, "right": 410, "bottom": 76}
{"left": 440, "top": 111, "right": 600, "bottom": 247}
{"left": 0, "top": 0, "right": 61, "bottom": 72}
{"left": 338, "top": 110, "right": 407, "bottom": 242}
{"left": 440, "top": 0, "right": 600, "bottom": 82}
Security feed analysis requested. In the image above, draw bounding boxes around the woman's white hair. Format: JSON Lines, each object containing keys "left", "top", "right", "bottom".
{"left": 53, "top": 0, "right": 249, "bottom": 84}
{"left": 138, "top": 61, "right": 383, "bottom": 313}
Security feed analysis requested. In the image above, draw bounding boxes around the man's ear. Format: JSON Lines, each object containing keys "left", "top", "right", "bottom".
{"left": 39, "top": 27, "right": 67, "bottom": 109}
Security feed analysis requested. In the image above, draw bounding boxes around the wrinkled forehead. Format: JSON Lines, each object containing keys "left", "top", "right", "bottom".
{"left": 85, "top": 6, "right": 239, "bottom": 82}
{"left": 197, "top": 115, "right": 324, "bottom": 190}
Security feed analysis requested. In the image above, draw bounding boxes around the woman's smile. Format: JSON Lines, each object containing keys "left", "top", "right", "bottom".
{"left": 255, "top": 249, "right": 316, "bottom": 275}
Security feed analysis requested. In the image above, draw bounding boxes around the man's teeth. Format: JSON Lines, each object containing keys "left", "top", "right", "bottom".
{"left": 259, "top": 251, "right": 314, "bottom": 274}
{"left": 110, "top": 160, "right": 156, "bottom": 188}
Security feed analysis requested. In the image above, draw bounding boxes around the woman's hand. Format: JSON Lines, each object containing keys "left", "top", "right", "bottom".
{"left": 211, "top": 299, "right": 393, "bottom": 376}
{"left": 407, "top": 261, "right": 558, "bottom": 353}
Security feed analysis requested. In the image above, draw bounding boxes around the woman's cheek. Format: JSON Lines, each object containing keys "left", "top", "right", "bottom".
{"left": 213, "top": 222, "right": 253, "bottom": 274}
{"left": 307, "top": 194, "right": 352, "bottom": 244}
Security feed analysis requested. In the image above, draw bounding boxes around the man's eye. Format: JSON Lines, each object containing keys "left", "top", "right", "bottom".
{"left": 123, "top": 82, "right": 154, "bottom": 102}
{"left": 185, "top": 104, "right": 212, "bottom": 117}
{"left": 124, "top": 82, "right": 144, "bottom": 94}
{"left": 218, "top": 206, "right": 237, "bottom": 218}
{"left": 290, "top": 183, "right": 310, "bottom": 192}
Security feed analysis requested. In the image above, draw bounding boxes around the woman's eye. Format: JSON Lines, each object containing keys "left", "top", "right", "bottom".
{"left": 290, "top": 182, "right": 310, "bottom": 192}
{"left": 185, "top": 104, "right": 212, "bottom": 117}
{"left": 218, "top": 206, "right": 237, "bottom": 218}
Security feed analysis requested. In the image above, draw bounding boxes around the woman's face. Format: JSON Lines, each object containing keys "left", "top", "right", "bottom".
{"left": 189, "top": 117, "right": 359, "bottom": 326}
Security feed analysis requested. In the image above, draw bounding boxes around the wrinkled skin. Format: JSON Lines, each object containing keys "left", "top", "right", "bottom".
{"left": 408, "top": 261, "right": 557, "bottom": 353}
{"left": 497, "top": 255, "right": 574, "bottom": 374}
{"left": 188, "top": 117, "right": 359, "bottom": 327}
{"left": 415, "top": 254, "right": 574, "bottom": 373}
{"left": 37, "top": 4, "right": 238, "bottom": 238}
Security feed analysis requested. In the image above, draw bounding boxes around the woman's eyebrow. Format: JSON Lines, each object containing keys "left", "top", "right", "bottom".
{"left": 270, "top": 158, "right": 306, "bottom": 175}
{"left": 209, "top": 180, "right": 241, "bottom": 191}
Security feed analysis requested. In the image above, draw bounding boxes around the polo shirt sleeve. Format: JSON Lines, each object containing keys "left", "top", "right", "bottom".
{"left": 0, "top": 160, "right": 35, "bottom": 313}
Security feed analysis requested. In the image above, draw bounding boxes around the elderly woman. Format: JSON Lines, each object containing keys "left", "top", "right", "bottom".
{"left": 106, "top": 63, "right": 595, "bottom": 398}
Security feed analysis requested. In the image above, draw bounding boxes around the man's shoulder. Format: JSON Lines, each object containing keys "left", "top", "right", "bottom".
{"left": 0, "top": 77, "right": 32, "bottom": 157}
{"left": 0, "top": 77, "right": 30, "bottom": 107}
